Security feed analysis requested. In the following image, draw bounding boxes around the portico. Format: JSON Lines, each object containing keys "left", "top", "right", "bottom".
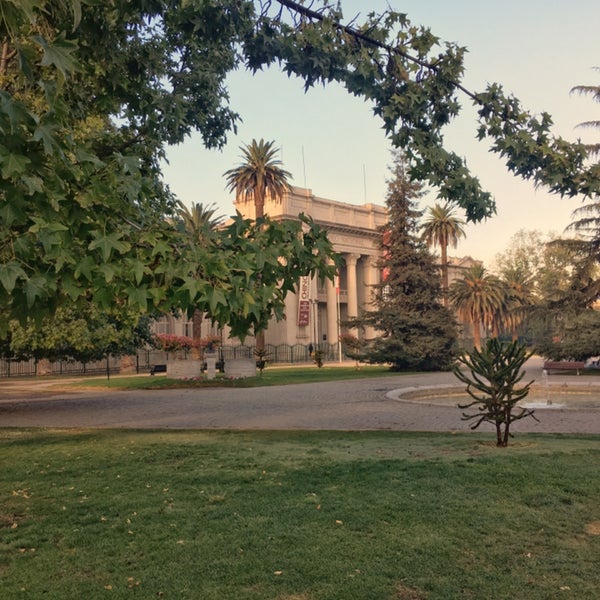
{"left": 234, "top": 186, "right": 388, "bottom": 347}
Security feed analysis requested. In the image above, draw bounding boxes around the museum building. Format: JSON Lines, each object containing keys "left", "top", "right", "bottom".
{"left": 154, "top": 186, "right": 479, "bottom": 349}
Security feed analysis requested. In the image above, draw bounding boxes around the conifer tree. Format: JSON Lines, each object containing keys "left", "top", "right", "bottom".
{"left": 348, "top": 152, "right": 458, "bottom": 371}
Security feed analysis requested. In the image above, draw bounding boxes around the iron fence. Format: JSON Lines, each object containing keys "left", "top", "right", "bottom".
{"left": 0, "top": 343, "right": 342, "bottom": 378}
{"left": 0, "top": 339, "right": 476, "bottom": 379}
{"left": 0, "top": 356, "right": 122, "bottom": 378}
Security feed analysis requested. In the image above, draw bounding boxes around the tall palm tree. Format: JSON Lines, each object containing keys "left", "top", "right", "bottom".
{"left": 570, "top": 67, "right": 600, "bottom": 158}
{"left": 449, "top": 264, "right": 507, "bottom": 349}
{"left": 421, "top": 203, "right": 466, "bottom": 306}
{"left": 224, "top": 139, "right": 292, "bottom": 220}
{"left": 223, "top": 139, "right": 292, "bottom": 351}
{"left": 562, "top": 69, "right": 600, "bottom": 299}
{"left": 176, "top": 202, "right": 224, "bottom": 345}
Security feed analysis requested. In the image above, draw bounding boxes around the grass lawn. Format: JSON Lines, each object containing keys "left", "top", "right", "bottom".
{"left": 69, "top": 365, "right": 404, "bottom": 390}
{"left": 1, "top": 429, "right": 599, "bottom": 599}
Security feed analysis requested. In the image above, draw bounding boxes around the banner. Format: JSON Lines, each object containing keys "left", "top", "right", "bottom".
{"left": 297, "top": 276, "right": 311, "bottom": 327}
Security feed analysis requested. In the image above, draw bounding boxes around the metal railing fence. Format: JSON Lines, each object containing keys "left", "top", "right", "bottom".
{"left": 0, "top": 339, "right": 478, "bottom": 378}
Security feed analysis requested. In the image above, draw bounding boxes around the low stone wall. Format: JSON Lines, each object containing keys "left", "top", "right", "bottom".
{"left": 224, "top": 358, "right": 256, "bottom": 379}
{"left": 167, "top": 360, "right": 202, "bottom": 379}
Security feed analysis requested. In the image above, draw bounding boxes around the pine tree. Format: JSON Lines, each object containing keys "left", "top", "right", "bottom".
{"left": 349, "top": 152, "right": 458, "bottom": 371}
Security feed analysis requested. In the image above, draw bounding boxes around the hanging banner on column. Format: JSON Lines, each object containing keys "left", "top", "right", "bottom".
{"left": 297, "top": 276, "right": 311, "bottom": 327}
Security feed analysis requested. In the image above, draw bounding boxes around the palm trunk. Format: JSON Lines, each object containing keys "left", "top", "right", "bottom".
{"left": 472, "top": 319, "right": 482, "bottom": 350}
{"left": 254, "top": 184, "right": 265, "bottom": 220}
{"left": 254, "top": 186, "right": 266, "bottom": 351}
{"left": 441, "top": 243, "right": 449, "bottom": 307}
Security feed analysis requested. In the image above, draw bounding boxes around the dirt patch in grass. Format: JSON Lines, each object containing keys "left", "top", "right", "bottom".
{"left": 584, "top": 520, "right": 600, "bottom": 535}
{"left": 393, "top": 583, "right": 428, "bottom": 599}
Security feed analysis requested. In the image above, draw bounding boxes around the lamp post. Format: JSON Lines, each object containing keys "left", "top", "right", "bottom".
{"left": 336, "top": 275, "right": 342, "bottom": 363}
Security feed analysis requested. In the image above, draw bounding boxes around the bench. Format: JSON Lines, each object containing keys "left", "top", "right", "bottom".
{"left": 149, "top": 364, "right": 167, "bottom": 376}
{"left": 543, "top": 361, "right": 585, "bottom": 375}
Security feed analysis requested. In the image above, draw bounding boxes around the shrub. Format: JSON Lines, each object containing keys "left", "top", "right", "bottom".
{"left": 453, "top": 338, "right": 538, "bottom": 447}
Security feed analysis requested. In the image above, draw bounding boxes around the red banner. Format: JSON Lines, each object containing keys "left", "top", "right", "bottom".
{"left": 297, "top": 277, "right": 311, "bottom": 326}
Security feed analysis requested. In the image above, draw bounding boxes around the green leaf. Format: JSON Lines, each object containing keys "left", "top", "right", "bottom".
{"left": 89, "top": 232, "right": 131, "bottom": 262}
{"left": 15, "top": 43, "right": 35, "bottom": 80}
{"left": 126, "top": 259, "right": 146, "bottom": 285}
{"left": 74, "top": 256, "right": 95, "bottom": 281}
{"left": 28, "top": 218, "right": 69, "bottom": 234}
{"left": 0, "top": 92, "right": 36, "bottom": 133}
{"left": 60, "top": 274, "right": 83, "bottom": 300}
{"left": 33, "top": 122, "right": 63, "bottom": 156}
{"left": 6, "top": 0, "right": 45, "bottom": 22}
{"left": 0, "top": 197, "right": 26, "bottom": 226}
{"left": 74, "top": 147, "right": 105, "bottom": 168}
{"left": 126, "top": 285, "right": 148, "bottom": 311}
{"left": 24, "top": 274, "right": 47, "bottom": 307}
{"left": 98, "top": 263, "right": 117, "bottom": 283}
{"left": 71, "top": 0, "right": 82, "bottom": 30}
{"left": 0, "top": 152, "right": 31, "bottom": 178}
{"left": 21, "top": 175, "right": 45, "bottom": 195}
{"left": 208, "top": 287, "right": 227, "bottom": 314}
{"left": 0, "top": 261, "right": 27, "bottom": 293}
{"left": 34, "top": 32, "right": 80, "bottom": 78}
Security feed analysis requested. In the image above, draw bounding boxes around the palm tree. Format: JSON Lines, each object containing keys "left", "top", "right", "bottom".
{"left": 499, "top": 266, "right": 535, "bottom": 341}
{"left": 176, "top": 202, "right": 224, "bottom": 346}
{"left": 562, "top": 68, "right": 600, "bottom": 297}
{"left": 421, "top": 203, "right": 466, "bottom": 306}
{"left": 224, "top": 139, "right": 292, "bottom": 351}
{"left": 224, "top": 138, "right": 292, "bottom": 220}
{"left": 177, "top": 201, "right": 224, "bottom": 243}
{"left": 570, "top": 67, "right": 600, "bottom": 158}
{"left": 449, "top": 264, "right": 507, "bottom": 349}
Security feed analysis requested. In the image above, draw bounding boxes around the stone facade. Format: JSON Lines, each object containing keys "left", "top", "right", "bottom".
{"left": 233, "top": 186, "right": 388, "bottom": 347}
{"left": 152, "top": 187, "right": 480, "bottom": 349}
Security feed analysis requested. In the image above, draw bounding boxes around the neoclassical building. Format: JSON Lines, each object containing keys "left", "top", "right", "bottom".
{"left": 233, "top": 186, "right": 388, "bottom": 348}
{"left": 153, "top": 187, "right": 480, "bottom": 349}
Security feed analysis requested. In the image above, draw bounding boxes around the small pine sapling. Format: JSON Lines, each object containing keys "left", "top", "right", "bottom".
{"left": 254, "top": 348, "right": 269, "bottom": 376}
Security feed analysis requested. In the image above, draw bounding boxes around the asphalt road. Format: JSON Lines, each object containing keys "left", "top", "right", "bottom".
{"left": 1, "top": 358, "right": 599, "bottom": 434}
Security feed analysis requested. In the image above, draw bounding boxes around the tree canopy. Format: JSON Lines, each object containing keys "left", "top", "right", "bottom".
{"left": 1, "top": 0, "right": 597, "bottom": 335}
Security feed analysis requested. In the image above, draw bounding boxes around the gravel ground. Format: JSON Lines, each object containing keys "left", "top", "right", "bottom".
{"left": 0, "top": 357, "right": 599, "bottom": 434}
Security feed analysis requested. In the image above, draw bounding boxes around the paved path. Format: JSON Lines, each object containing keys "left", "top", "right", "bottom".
{"left": 0, "top": 358, "right": 599, "bottom": 434}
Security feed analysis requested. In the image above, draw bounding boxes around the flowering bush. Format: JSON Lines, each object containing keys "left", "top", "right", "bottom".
{"left": 153, "top": 334, "right": 197, "bottom": 353}
{"left": 153, "top": 334, "right": 221, "bottom": 353}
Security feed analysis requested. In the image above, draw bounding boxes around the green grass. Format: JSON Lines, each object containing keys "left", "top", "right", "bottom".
{"left": 70, "top": 365, "right": 403, "bottom": 390}
{"left": 1, "top": 429, "right": 599, "bottom": 599}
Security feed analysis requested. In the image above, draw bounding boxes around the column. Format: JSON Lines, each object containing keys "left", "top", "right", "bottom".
{"left": 362, "top": 256, "right": 379, "bottom": 340}
{"left": 326, "top": 261, "right": 338, "bottom": 346}
{"left": 345, "top": 254, "right": 360, "bottom": 320}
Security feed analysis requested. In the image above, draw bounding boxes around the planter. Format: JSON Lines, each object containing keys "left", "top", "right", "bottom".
{"left": 166, "top": 359, "right": 202, "bottom": 380}
{"left": 224, "top": 358, "right": 256, "bottom": 379}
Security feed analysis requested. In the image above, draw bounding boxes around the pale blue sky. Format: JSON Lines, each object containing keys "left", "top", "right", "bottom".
{"left": 161, "top": 0, "right": 599, "bottom": 266}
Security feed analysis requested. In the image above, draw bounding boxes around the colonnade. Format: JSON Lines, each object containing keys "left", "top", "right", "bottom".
{"left": 322, "top": 253, "right": 379, "bottom": 345}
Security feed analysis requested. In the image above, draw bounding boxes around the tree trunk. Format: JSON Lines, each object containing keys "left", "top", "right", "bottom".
{"left": 254, "top": 186, "right": 265, "bottom": 220}
{"left": 441, "top": 243, "right": 449, "bottom": 307}
{"left": 191, "top": 309, "right": 203, "bottom": 359}
{"left": 254, "top": 187, "right": 266, "bottom": 351}
{"left": 255, "top": 331, "right": 265, "bottom": 353}
{"left": 472, "top": 320, "right": 482, "bottom": 350}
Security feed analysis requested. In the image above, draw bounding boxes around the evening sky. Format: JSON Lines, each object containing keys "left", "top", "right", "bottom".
{"left": 161, "top": 0, "right": 599, "bottom": 267}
